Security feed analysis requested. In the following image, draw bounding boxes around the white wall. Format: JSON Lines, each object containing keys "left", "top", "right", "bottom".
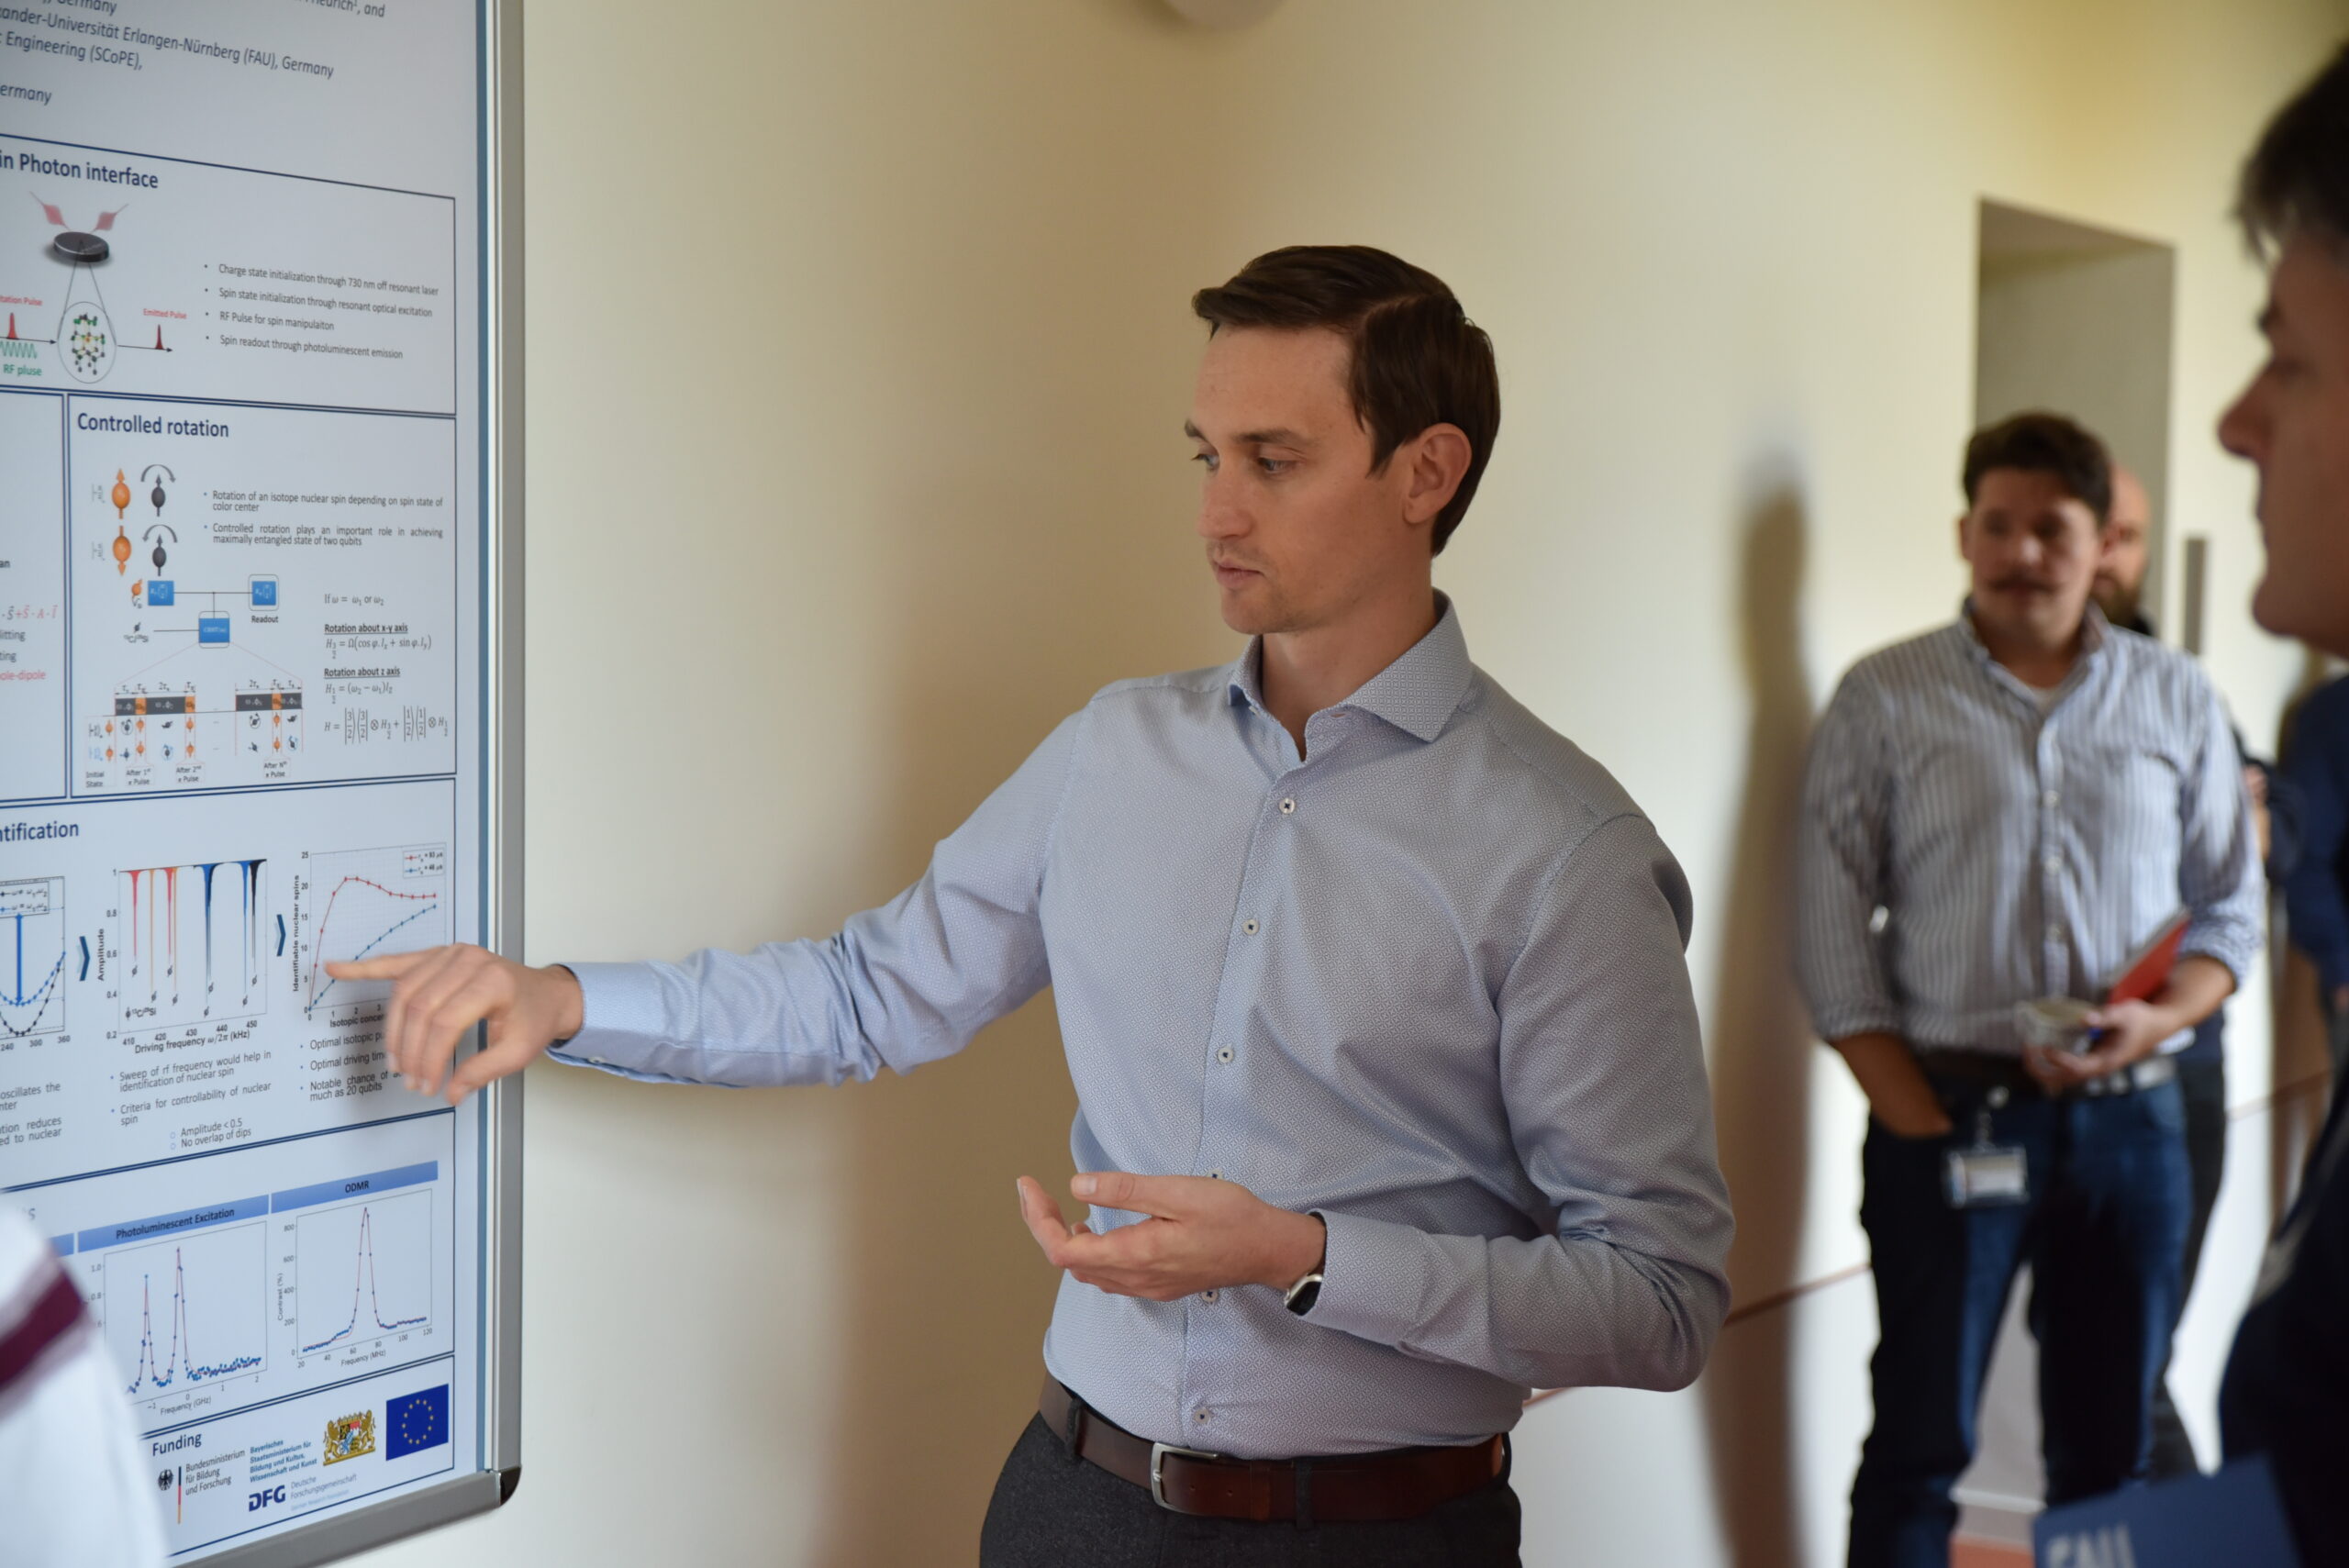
{"left": 356, "top": 3, "right": 2349, "bottom": 1564}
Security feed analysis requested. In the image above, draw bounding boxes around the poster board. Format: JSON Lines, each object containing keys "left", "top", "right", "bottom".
{"left": 0, "top": 0, "right": 524, "bottom": 1560}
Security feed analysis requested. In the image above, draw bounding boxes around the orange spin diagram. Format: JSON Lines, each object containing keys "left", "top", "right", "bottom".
{"left": 111, "top": 523, "right": 131, "bottom": 575}
{"left": 110, "top": 469, "right": 131, "bottom": 518}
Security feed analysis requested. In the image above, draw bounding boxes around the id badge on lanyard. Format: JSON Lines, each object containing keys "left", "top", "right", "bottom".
{"left": 1943, "top": 1087, "right": 2029, "bottom": 1209}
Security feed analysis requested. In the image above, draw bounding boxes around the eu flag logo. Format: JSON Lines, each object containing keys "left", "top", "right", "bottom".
{"left": 385, "top": 1385, "right": 449, "bottom": 1459}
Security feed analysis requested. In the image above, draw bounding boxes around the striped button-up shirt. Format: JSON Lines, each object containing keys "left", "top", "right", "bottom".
{"left": 1795, "top": 605, "right": 2262, "bottom": 1058}
{"left": 552, "top": 602, "right": 1733, "bottom": 1458}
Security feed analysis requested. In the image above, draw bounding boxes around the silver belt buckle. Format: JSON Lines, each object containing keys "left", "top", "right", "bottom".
{"left": 1149, "top": 1441, "right": 1221, "bottom": 1511}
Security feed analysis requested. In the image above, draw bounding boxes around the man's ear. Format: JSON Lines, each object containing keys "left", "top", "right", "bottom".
{"left": 1954, "top": 512, "right": 1972, "bottom": 563}
{"left": 1402, "top": 424, "right": 1473, "bottom": 529}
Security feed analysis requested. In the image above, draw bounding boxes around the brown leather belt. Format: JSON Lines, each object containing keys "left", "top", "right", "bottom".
{"left": 1039, "top": 1377, "right": 1505, "bottom": 1523}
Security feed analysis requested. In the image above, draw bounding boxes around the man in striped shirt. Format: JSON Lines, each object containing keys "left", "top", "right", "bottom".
{"left": 1795, "top": 412, "right": 2264, "bottom": 1568}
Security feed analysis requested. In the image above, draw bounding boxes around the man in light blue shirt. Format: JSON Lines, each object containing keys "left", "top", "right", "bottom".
{"left": 334, "top": 246, "right": 1732, "bottom": 1565}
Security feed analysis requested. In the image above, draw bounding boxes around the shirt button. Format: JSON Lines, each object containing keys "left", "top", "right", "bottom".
{"left": 1217, "top": 1046, "right": 1234, "bottom": 1063}
{"left": 1194, "top": 1410, "right": 1212, "bottom": 1425}
{"left": 2043, "top": 853, "right": 2061, "bottom": 872}
{"left": 1201, "top": 1288, "right": 1219, "bottom": 1302}
{"left": 1279, "top": 797, "right": 1296, "bottom": 815}
{"left": 1241, "top": 918, "right": 1259, "bottom": 935}
{"left": 2043, "top": 789, "right": 2060, "bottom": 807}
{"left": 1208, "top": 1170, "right": 1223, "bottom": 1180}
{"left": 2046, "top": 923, "right": 2063, "bottom": 943}
{"left": 589, "top": 1055, "right": 607, "bottom": 1065}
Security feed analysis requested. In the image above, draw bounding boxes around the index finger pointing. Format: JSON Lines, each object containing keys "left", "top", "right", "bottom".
{"left": 326, "top": 950, "right": 438, "bottom": 982}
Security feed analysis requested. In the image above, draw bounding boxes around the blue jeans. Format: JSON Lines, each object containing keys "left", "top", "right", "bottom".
{"left": 1846, "top": 1074, "right": 2190, "bottom": 1568}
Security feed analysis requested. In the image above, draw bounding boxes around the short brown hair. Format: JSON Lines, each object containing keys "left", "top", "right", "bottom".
{"left": 1962, "top": 412, "right": 2112, "bottom": 524}
{"left": 1192, "top": 246, "right": 1499, "bottom": 555}
{"left": 2238, "top": 39, "right": 2349, "bottom": 257}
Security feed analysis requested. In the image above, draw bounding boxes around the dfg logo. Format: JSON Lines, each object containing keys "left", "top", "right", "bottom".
{"left": 248, "top": 1485, "right": 286, "bottom": 1513}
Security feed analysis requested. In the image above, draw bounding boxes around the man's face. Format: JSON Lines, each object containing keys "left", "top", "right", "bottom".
{"left": 1959, "top": 467, "right": 2105, "bottom": 650}
{"left": 2094, "top": 468, "right": 2152, "bottom": 623}
{"left": 2221, "top": 229, "right": 2349, "bottom": 657}
{"left": 1187, "top": 326, "right": 1427, "bottom": 637}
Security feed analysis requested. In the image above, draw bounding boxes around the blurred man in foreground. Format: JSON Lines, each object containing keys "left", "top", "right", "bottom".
{"left": 2217, "top": 38, "right": 2349, "bottom": 1564}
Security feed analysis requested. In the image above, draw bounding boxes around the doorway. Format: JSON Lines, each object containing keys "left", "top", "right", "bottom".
{"left": 1973, "top": 200, "right": 2178, "bottom": 638}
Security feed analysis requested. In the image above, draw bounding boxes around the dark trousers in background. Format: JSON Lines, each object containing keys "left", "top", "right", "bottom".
{"left": 1846, "top": 1075, "right": 2190, "bottom": 1568}
{"left": 2148, "top": 1054, "right": 2229, "bottom": 1478}
{"left": 979, "top": 1415, "right": 1522, "bottom": 1568}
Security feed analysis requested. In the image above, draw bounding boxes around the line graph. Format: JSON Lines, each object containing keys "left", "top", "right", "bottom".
{"left": 296, "top": 1190, "right": 432, "bottom": 1355}
{"left": 298, "top": 843, "right": 448, "bottom": 1018}
{"left": 101, "top": 1222, "right": 268, "bottom": 1405}
{"left": 0, "top": 879, "right": 67, "bottom": 1040}
{"left": 117, "top": 859, "right": 267, "bottom": 1032}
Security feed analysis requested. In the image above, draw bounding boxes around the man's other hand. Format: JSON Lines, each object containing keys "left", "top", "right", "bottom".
{"left": 1014, "top": 1172, "right": 1326, "bottom": 1303}
{"left": 324, "top": 945, "right": 584, "bottom": 1106}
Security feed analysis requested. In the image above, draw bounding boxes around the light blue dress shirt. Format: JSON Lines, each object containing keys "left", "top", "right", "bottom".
{"left": 1795, "top": 606, "right": 2264, "bottom": 1058}
{"left": 555, "top": 602, "right": 1733, "bottom": 1458}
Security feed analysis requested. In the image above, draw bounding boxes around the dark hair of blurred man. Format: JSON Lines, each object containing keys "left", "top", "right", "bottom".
{"left": 2216, "top": 38, "right": 2349, "bottom": 1566}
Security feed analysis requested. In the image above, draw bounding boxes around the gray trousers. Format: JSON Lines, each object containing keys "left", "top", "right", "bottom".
{"left": 977, "top": 1416, "right": 1521, "bottom": 1568}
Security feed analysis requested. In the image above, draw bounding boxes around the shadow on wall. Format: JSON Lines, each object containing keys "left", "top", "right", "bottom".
{"left": 1699, "top": 464, "right": 1821, "bottom": 1568}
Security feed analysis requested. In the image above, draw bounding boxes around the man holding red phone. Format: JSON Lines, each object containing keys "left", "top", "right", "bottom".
{"left": 1794, "top": 412, "right": 2263, "bottom": 1568}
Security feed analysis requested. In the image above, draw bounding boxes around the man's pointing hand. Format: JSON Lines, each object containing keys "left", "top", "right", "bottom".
{"left": 325, "top": 945, "right": 583, "bottom": 1106}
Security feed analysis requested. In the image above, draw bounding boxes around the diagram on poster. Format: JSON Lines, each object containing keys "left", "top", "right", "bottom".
{"left": 15, "top": 199, "right": 179, "bottom": 386}
{"left": 2, "top": 136, "right": 456, "bottom": 413}
{"left": 106, "top": 1218, "right": 269, "bottom": 1407}
{"left": 70, "top": 400, "right": 457, "bottom": 795}
{"left": 1, "top": 877, "right": 68, "bottom": 1041}
{"left": 117, "top": 858, "right": 266, "bottom": 1037}
{"left": 296, "top": 1189, "right": 431, "bottom": 1356}
{"left": 297, "top": 843, "right": 449, "bottom": 1021}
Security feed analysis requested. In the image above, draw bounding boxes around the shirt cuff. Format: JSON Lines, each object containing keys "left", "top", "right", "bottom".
{"left": 1297, "top": 1208, "right": 1432, "bottom": 1350}
{"left": 545, "top": 961, "right": 707, "bottom": 1084}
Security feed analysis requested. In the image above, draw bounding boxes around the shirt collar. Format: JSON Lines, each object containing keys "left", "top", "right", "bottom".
{"left": 1225, "top": 594, "right": 1475, "bottom": 744}
{"left": 1953, "top": 595, "right": 2110, "bottom": 673}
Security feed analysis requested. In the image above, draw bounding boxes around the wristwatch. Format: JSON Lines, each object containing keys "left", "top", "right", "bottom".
{"left": 1282, "top": 1267, "right": 1323, "bottom": 1317}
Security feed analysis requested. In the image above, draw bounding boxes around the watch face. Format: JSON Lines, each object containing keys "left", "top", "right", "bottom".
{"left": 1285, "top": 1276, "right": 1322, "bottom": 1316}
